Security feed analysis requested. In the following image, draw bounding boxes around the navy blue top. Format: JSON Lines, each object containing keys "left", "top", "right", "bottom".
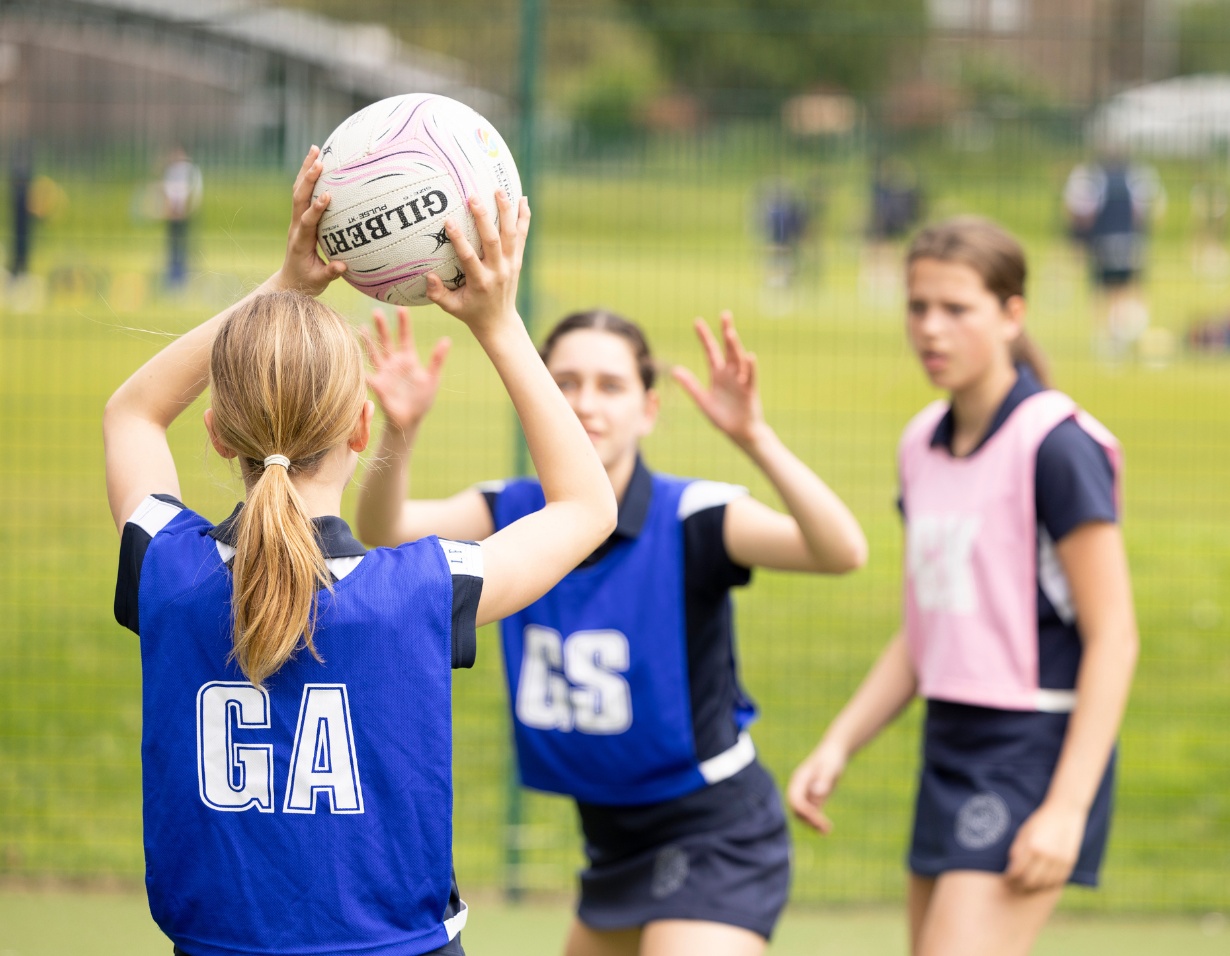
{"left": 115, "top": 496, "right": 481, "bottom": 955}
{"left": 483, "top": 458, "right": 753, "bottom": 766}
{"left": 485, "top": 460, "right": 777, "bottom": 849}
{"left": 117, "top": 498, "right": 480, "bottom": 668}
{"left": 906, "top": 366, "right": 1117, "bottom": 689}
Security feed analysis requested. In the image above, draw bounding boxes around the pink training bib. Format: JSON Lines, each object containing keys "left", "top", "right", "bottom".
{"left": 899, "top": 391, "right": 1122, "bottom": 712}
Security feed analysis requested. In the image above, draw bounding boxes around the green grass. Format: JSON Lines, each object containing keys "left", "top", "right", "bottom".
{"left": 1, "top": 143, "right": 1228, "bottom": 917}
{"left": 1, "top": 890, "right": 1227, "bottom": 955}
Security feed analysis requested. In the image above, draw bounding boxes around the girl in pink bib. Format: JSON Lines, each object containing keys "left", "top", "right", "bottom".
{"left": 788, "top": 217, "right": 1138, "bottom": 956}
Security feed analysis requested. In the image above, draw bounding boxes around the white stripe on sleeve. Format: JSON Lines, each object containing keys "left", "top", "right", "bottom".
{"left": 127, "top": 496, "right": 183, "bottom": 539}
{"left": 677, "top": 480, "right": 748, "bottom": 520}
{"left": 437, "top": 539, "right": 484, "bottom": 579}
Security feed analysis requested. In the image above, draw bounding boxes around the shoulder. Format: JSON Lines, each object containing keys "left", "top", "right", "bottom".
{"left": 674, "top": 479, "right": 753, "bottom": 591}
{"left": 435, "top": 538, "right": 483, "bottom": 670}
{"left": 481, "top": 476, "right": 543, "bottom": 526}
{"left": 898, "top": 400, "right": 949, "bottom": 457}
{"left": 114, "top": 494, "right": 206, "bottom": 636}
{"left": 675, "top": 478, "right": 748, "bottom": 521}
{"left": 433, "top": 538, "right": 485, "bottom": 580}
{"left": 126, "top": 494, "right": 193, "bottom": 539}
{"left": 1036, "top": 416, "right": 1119, "bottom": 539}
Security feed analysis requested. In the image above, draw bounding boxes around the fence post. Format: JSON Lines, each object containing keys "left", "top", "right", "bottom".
{"left": 505, "top": 0, "right": 543, "bottom": 905}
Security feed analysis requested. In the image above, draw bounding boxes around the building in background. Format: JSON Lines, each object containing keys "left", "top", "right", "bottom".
{"left": 0, "top": 0, "right": 506, "bottom": 163}
{"left": 925, "top": 0, "right": 1179, "bottom": 106}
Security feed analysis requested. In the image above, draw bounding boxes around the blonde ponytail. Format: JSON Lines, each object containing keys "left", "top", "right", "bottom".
{"left": 229, "top": 463, "right": 330, "bottom": 687}
{"left": 209, "top": 292, "right": 366, "bottom": 687}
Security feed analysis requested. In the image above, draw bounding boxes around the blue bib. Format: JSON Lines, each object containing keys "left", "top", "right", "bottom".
{"left": 138, "top": 508, "right": 458, "bottom": 956}
{"left": 496, "top": 475, "right": 716, "bottom": 805}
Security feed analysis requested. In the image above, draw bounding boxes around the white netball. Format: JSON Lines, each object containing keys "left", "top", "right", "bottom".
{"left": 312, "top": 94, "right": 522, "bottom": 306}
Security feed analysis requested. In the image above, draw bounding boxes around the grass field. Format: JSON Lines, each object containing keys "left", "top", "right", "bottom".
{"left": 1, "top": 889, "right": 1227, "bottom": 955}
{"left": 1, "top": 138, "right": 1228, "bottom": 933}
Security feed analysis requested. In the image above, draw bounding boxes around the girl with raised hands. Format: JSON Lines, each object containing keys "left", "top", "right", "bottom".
{"left": 104, "top": 149, "right": 614, "bottom": 956}
{"left": 788, "top": 217, "right": 1137, "bottom": 956}
{"left": 357, "top": 306, "right": 866, "bottom": 956}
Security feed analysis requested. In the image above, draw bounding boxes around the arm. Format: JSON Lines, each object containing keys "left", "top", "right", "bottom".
{"left": 787, "top": 632, "right": 917, "bottom": 833}
{"left": 103, "top": 147, "right": 346, "bottom": 533}
{"left": 1005, "top": 521, "right": 1137, "bottom": 892}
{"left": 672, "top": 312, "right": 867, "bottom": 573}
{"left": 355, "top": 307, "right": 494, "bottom": 546}
{"left": 422, "top": 193, "right": 616, "bottom": 627}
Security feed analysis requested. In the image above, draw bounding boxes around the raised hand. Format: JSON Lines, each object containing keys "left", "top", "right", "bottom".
{"left": 424, "top": 191, "right": 530, "bottom": 333}
{"left": 362, "top": 307, "right": 451, "bottom": 434}
{"left": 671, "top": 311, "right": 765, "bottom": 449}
{"left": 786, "top": 741, "right": 847, "bottom": 835}
{"left": 277, "top": 146, "right": 348, "bottom": 296}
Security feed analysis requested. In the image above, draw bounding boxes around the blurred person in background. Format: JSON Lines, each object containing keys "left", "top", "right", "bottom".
{"left": 9, "top": 141, "right": 34, "bottom": 279}
{"left": 1063, "top": 148, "right": 1165, "bottom": 359}
{"left": 790, "top": 217, "right": 1137, "bottom": 956}
{"left": 861, "top": 156, "right": 923, "bottom": 306}
{"left": 758, "top": 180, "right": 810, "bottom": 291}
{"left": 161, "top": 146, "right": 203, "bottom": 290}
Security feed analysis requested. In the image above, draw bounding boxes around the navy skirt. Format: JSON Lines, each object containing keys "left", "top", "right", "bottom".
{"left": 575, "top": 761, "right": 791, "bottom": 939}
{"left": 909, "top": 700, "right": 1116, "bottom": 887}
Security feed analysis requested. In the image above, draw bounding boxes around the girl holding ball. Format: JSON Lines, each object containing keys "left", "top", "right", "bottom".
{"left": 788, "top": 217, "right": 1138, "bottom": 956}
{"left": 106, "top": 150, "right": 614, "bottom": 956}
{"left": 357, "top": 307, "right": 867, "bottom": 955}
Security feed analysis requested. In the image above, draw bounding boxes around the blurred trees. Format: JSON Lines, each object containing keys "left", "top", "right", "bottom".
{"left": 613, "top": 0, "right": 926, "bottom": 101}
{"left": 286, "top": 0, "right": 924, "bottom": 109}
{"left": 1177, "top": 1, "right": 1230, "bottom": 77}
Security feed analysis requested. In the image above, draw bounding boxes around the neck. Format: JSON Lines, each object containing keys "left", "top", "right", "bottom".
{"left": 291, "top": 475, "right": 347, "bottom": 519}
{"left": 605, "top": 451, "right": 638, "bottom": 505}
{"left": 949, "top": 361, "right": 1017, "bottom": 455}
{"left": 244, "top": 448, "right": 353, "bottom": 520}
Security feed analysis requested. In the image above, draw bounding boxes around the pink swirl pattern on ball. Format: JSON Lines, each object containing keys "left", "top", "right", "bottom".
{"left": 318, "top": 94, "right": 513, "bottom": 304}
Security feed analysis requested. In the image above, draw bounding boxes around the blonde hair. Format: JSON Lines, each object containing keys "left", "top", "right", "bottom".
{"left": 208, "top": 291, "right": 366, "bottom": 687}
{"left": 906, "top": 216, "right": 1051, "bottom": 388}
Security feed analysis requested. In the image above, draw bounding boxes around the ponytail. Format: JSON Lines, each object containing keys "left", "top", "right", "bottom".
{"left": 209, "top": 291, "right": 366, "bottom": 687}
{"left": 1010, "top": 331, "right": 1052, "bottom": 389}
{"left": 229, "top": 460, "right": 330, "bottom": 688}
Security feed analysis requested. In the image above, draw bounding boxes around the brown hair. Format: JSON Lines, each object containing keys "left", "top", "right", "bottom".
{"left": 539, "top": 309, "right": 657, "bottom": 391}
{"left": 906, "top": 216, "right": 1051, "bottom": 387}
{"left": 208, "top": 291, "right": 366, "bottom": 687}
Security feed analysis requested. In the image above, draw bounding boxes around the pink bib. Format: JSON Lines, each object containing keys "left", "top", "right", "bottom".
{"left": 899, "top": 391, "right": 1122, "bottom": 711}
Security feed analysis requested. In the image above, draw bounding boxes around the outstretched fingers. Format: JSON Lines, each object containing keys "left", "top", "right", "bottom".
{"left": 362, "top": 309, "right": 390, "bottom": 367}
{"left": 670, "top": 364, "right": 706, "bottom": 407}
{"left": 498, "top": 193, "right": 530, "bottom": 262}
{"left": 395, "top": 306, "right": 415, "bottom": 358}
{"left": 692, "top": 316, "right": 725, "bottom": 375}
{"left": 290, "top": 146, "right": 321, "bottom": 217}
{"left": 719, "top": 311, "right": 753, "bottom": 385}
{"left": 427, "top": 336, "right": 452, "bottom": 377}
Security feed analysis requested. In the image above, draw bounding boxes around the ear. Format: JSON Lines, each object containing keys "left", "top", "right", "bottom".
{"left": 203, "top": 409, "right": 238, "bottom": 460}
{"left": 1002, "top": 295, "right": 1026, "bottom": 344}
{"left": 348, "top": 400, "right": 374, "bottom": 453}
{"left": 639, "top": 388, "right": 661, "bottom": 438}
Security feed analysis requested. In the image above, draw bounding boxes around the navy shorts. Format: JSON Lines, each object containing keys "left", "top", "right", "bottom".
{"left": 575, "top": 762, "right": 792, "bottom": 939}
{"left": 909, "top": 700, "right": 1116, "bottom": 887}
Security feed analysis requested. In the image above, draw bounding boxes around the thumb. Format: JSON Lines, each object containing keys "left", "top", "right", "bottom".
{"left": 671, "top": 365, "right": 707, "bottom": 406}
{"left": 428, "top": 337, "right": 452, "bottom": 377}
{"left": 424, "top": 273, "right": 459, "bottom": 315}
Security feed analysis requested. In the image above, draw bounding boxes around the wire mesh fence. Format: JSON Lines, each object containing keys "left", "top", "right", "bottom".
{"left": 1, "top": 0, "right": 1227, "bottom": 917}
